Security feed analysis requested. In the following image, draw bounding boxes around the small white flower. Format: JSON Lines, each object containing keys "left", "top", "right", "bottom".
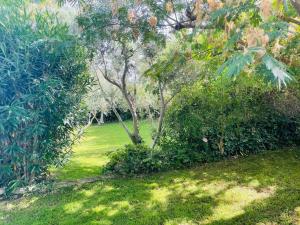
{"left": 202, "top": 137, "right": 208, "bottom": 143}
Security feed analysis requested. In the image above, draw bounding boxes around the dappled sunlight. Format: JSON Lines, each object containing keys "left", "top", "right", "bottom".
{"left": 247, "top": 179, "right": 261, "bottom": 188}
{"left": 150, "top": 187, "right": 171, "bottom": 204}
{"left": 1, "top": 197, "right": 40, "bottom": 212}
{"left": 64, "top": 201, "right": 84, "bottom": 214}
{"left": 202, "top": 185, "right": 276, "bottom": 224}
{"left": 167, "top": 179, "right": 201, "bottom": 197}
{"left": 294, "top": 206, "right": 300, "bottom": 224}
{"left": 92, "top": 204, "right": 106, "bottom": 213}
{"left": 201, "top": 181, "right": 235, "bottom": 196}
{"left": 80, "top": 189, "right": 97, "bottom": 197}
{"left": 164, "top": 218, "right": 198, "bottom": 225}
{"left": 107, "top": 201, "right": 131, "bottom": 217}
{"left": 2, "top": 146, "right": 300, "bottom": 225}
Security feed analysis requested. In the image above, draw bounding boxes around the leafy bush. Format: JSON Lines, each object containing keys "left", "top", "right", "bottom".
{"left": 105, "top": 75, "right": 300, "bottom": 176}
{"left": 0, "top": 3, "right": 90, "bottom": 190}
{"left": 104, "top": 143, "right": 210, "bottom": 176}
{"left": 159, "top": 75, "right": 300, "bottom": 164}
{"left": 104, "top": 144, "right": 165, "bottom": 176}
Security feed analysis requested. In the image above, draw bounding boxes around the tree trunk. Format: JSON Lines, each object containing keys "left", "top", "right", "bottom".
{"left": 111, "top": 105, "right": 139, "bottom": 143}
{"left": 291, "top": 0, "right": 300, "bottom": 16}
{"left": 152, "top": 82, "right": 166, "bottom": 148}
{"left": 100, "top": 112, "right": 104, "bottom": 124}
{"left": 97, "top": 45, "right": 142, "bottom": 145}
{"left": 121, "top": 89, "right": 142, "bottom": 144}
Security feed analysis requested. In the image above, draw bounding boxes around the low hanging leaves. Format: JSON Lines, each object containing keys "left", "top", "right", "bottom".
{"left": 218, "top": 52, "right": 254, "bottom": 77}
{"left": 244, "top": 27, "right": 269, "bottom": 48}
{"left": 262, "top": 54, "right": 292, "bottom": 88}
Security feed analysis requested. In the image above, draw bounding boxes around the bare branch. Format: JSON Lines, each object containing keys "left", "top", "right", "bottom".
{"left": 94, "top": 72, "right": 133, "bottom": 137}
{"left": 97, "top": 52, "right": 122, "bottom": 89}
{"left": 280, "top": 15, "right": 300, "bottom": 26}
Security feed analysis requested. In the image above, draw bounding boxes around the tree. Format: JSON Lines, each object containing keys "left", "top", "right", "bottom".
{"left": 84, "top": 74, "right": 123, "bottom": 127}
{"left": 76, "top": 0, "right": 166, "bottom": 144}
{"left": 144, "top": 34, "right": 203, "bottom": 148}
{"left": 59, "top": 0, "right": 300, "bottom": 147}
{"left": 69, "top": 0, "right": 300, "bottom": 87}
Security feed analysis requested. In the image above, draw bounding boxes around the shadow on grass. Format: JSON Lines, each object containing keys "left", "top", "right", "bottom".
{"left": 2, "top": 149, "right": 300, "bottom": 225}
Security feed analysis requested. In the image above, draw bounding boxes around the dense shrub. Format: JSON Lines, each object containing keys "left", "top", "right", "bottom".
{"left": 105, "top": 76, "right": 300, "bottom": 176}
{"left": 104, "top": 144, "right": 165, "bottom": 176}
{"left": 159, "top": 75, "right": 300, "bottom": 165}
{"left": 0, "top": 3, "right": 90, "bottom": 190}
{"left": 103, "top": 143, "right": 209, "bottom": 175}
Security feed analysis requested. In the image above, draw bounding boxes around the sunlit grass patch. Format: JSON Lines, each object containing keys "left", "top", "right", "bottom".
{"left": 51, "top": 120, "right": 153, "bottom": 180}
{"left": 2, "top": 149, "right": 300, "bottom": 225}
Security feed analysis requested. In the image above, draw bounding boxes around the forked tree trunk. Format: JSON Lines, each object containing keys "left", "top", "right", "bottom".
{"left": 96, "top": 43, "right": 143, "bottom": 145}
{"left": 95, "top": 72, "right": 142, "bottom": 145}
{"left": 121, "top": 89, "right": 142, "bottom": 144}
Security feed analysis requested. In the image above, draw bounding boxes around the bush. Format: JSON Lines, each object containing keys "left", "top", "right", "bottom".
{"left": 105, "top": 76, "right": 300, "bottom": 176}
{"left": 0, "top": 3, "right": 90, "bottom": 190}
{"left": 104, "top": 144, "right": 165, "bottom": 176}
{"left": 159, "top": 75, "right": 300, "bottom": 165}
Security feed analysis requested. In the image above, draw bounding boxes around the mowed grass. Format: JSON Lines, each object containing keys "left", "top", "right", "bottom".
{"left": 52, "top": 120, "right": 154, "bottom": 180}
{"left": 1, "top": 122, "right": 300, "bottom": 225}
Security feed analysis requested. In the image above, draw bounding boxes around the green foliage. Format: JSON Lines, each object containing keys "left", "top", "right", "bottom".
{"left": 76, "top": 0, "right": 166, "bottom": 53}
{"left": 159, "top": 75, "right": 300, "bottom": 163}
{"left": 0, "top": 2, "right": 90, "bottom": 190}
{"left": 103, "top": 140, "right": 205, "bottom": 176}
{"left": 104, "top": 144, "right": 164, "bottom": 176}
{"left": 217, "top": 51, "right": 254, "bottom": 77}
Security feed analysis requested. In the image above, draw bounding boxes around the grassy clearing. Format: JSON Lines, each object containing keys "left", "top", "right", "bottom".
{"left": 52, "top": 120, "right": 153, "bottom": 180}
{"left": 1, "top": 122, "right": 300, "bottom": 225}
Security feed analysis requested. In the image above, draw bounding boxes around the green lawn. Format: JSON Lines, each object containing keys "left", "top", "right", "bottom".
{"left": 1, "top": 122, "right": 300, "bottom": 225}
{"left": 52, "top": 120, "right": 154, "bottom": 180}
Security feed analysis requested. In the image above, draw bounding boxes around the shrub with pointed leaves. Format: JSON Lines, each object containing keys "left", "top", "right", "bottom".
{"left": 0, "top": 1, "right": 90, "bottom": 192}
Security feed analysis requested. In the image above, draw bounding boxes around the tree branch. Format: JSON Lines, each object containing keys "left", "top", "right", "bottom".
{"left": 97, "top": 52, "right": 122, "bottom": 89}
{"left": 94, "top": 71, "right": 133, "bottom": 138}
{"left": 280, "top": 15, "right": 300, "bottom": 26}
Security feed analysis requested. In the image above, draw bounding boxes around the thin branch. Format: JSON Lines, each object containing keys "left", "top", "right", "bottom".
{"left": 120, "top": 43, "right": 129, "bottom": 90}
{"left": 170, "top": 0, "right": 179, "bottom": 22}
{"left": 94, "top": 71, "right": 133, "bottom": 137}
{"left": 97, "top": 52, "right": 122, "bottom": 89}
{"left": 280, "top": 15, "right": 300, "bottom": 26}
